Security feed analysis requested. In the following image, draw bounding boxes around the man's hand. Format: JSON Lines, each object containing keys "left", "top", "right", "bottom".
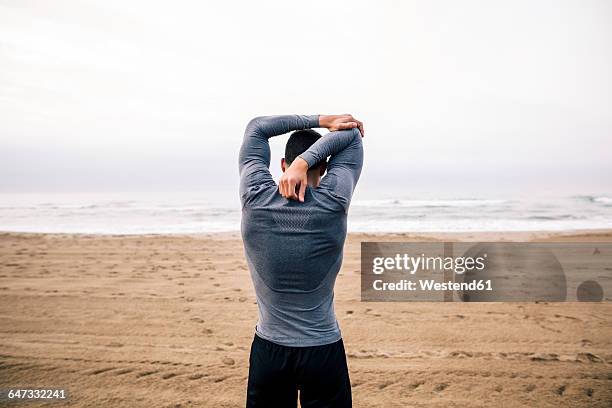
{"left": 279, "top": 157, "right": 309, "bottom": 202}
{"left": 319, "top": 114, "right": 364, "bottom": 137}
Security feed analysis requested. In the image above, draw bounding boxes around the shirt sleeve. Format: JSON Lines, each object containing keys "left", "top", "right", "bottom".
{"left": 298, "top": 128, "right": 363, "bottom": 211}
{"left": 239, "top": 115, "right": 320, "bottom": 200}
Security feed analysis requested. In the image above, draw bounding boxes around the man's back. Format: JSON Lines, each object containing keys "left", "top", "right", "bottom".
{"left": 242, "top": 183, "right": 348, "bottom": 346}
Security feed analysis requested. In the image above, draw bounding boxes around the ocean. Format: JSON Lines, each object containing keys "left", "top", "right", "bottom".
{"left": 0, "top": 192, "right": 610, "bottom": 234}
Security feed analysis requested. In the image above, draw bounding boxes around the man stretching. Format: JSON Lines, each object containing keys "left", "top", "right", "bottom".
{"left": 239, "top": 114, "right": 364, "bottom": 408}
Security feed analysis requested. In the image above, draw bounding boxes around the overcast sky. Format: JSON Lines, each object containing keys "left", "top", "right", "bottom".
{"left": 1, "top": 0, "right": 610, "bottom": 197}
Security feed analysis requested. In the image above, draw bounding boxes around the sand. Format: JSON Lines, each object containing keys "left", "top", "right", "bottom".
{"left": 0, "top": 231, "right": 611, "bottom": 407}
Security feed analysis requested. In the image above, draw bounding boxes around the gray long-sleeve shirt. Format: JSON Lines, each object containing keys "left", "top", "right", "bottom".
{"left": 239, "top": 115, "right": 363, "bottom": 347}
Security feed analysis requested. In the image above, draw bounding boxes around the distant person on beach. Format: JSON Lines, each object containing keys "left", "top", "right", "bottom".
{"left": 239, "top": 114, "right": 364, "bottom": 408}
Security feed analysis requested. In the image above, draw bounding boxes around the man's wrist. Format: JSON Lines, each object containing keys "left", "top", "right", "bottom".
{"left": 292, "top": 156, "right": 310, "bottom": 171}
{"left": 318, "top": 115, "right": 329, "bottom": 129}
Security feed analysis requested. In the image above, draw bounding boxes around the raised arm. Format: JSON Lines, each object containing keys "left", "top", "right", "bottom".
{"left": 278, "top": 114, "right": 364, "bottom": 208}
{"left": 238, "top": 115, "right": 319, "bottom": 198}
{"left": 301, "top": 128, "right": 363, "bottom": 210}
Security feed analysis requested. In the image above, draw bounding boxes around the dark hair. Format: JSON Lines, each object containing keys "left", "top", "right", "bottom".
{"left": 284, "top": 129, "right": 323, "bottom": 167}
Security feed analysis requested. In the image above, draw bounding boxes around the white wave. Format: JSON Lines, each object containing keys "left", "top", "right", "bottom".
{"left": 351, "top": 198, "right": 510, "bottom": 208}
{"left": 593, "top": 196, "right": 612, "bottom": 205}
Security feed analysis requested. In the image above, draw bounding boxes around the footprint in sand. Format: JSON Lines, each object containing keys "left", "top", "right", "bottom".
{"left": 408, "top": 380, "right": 424, "bottom": 390}
{"left": 161, "top": 372, "right": 179, "bottom": 379}
{"left": 576, "top": 352, "right": 603, "bottom": 363}
{"left": 377, "top": 380, "right": 394, "bottom": 390}
{"left": 433, "top": 383, "right": 449, "bottom": 392}
{"left": 524, "top": 384, "right": 536, "bottom": 392}
{"left": 90, "top": 367, "right": 115, "bottom": 375}
{"left": 530, "top": 353, "right": 559, "bottom": 362}
{"left": 136, "top": 370, "right": 158, "bottom": 378}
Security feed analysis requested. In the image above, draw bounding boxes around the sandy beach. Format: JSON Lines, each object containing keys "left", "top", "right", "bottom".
{"left": 0, "top": 230, "right": 610, "bottom": 407}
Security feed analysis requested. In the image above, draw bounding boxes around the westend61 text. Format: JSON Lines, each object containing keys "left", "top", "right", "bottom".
{"left": 372, "top": 279, "right": 493, "bottom": 291}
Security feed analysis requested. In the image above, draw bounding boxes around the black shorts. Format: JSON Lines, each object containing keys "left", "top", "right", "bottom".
{"left": 246, "top": 334, "right": 352, "bottom": 408}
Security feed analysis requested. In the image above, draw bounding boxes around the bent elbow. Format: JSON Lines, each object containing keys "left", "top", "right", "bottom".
{"left": 245, "top": 117, "right": 263, "bottom": 134}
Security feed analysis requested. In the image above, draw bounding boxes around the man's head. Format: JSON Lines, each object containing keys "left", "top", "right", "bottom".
{"left": 281, "top": 129, "right": 326, "bottom": 187}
